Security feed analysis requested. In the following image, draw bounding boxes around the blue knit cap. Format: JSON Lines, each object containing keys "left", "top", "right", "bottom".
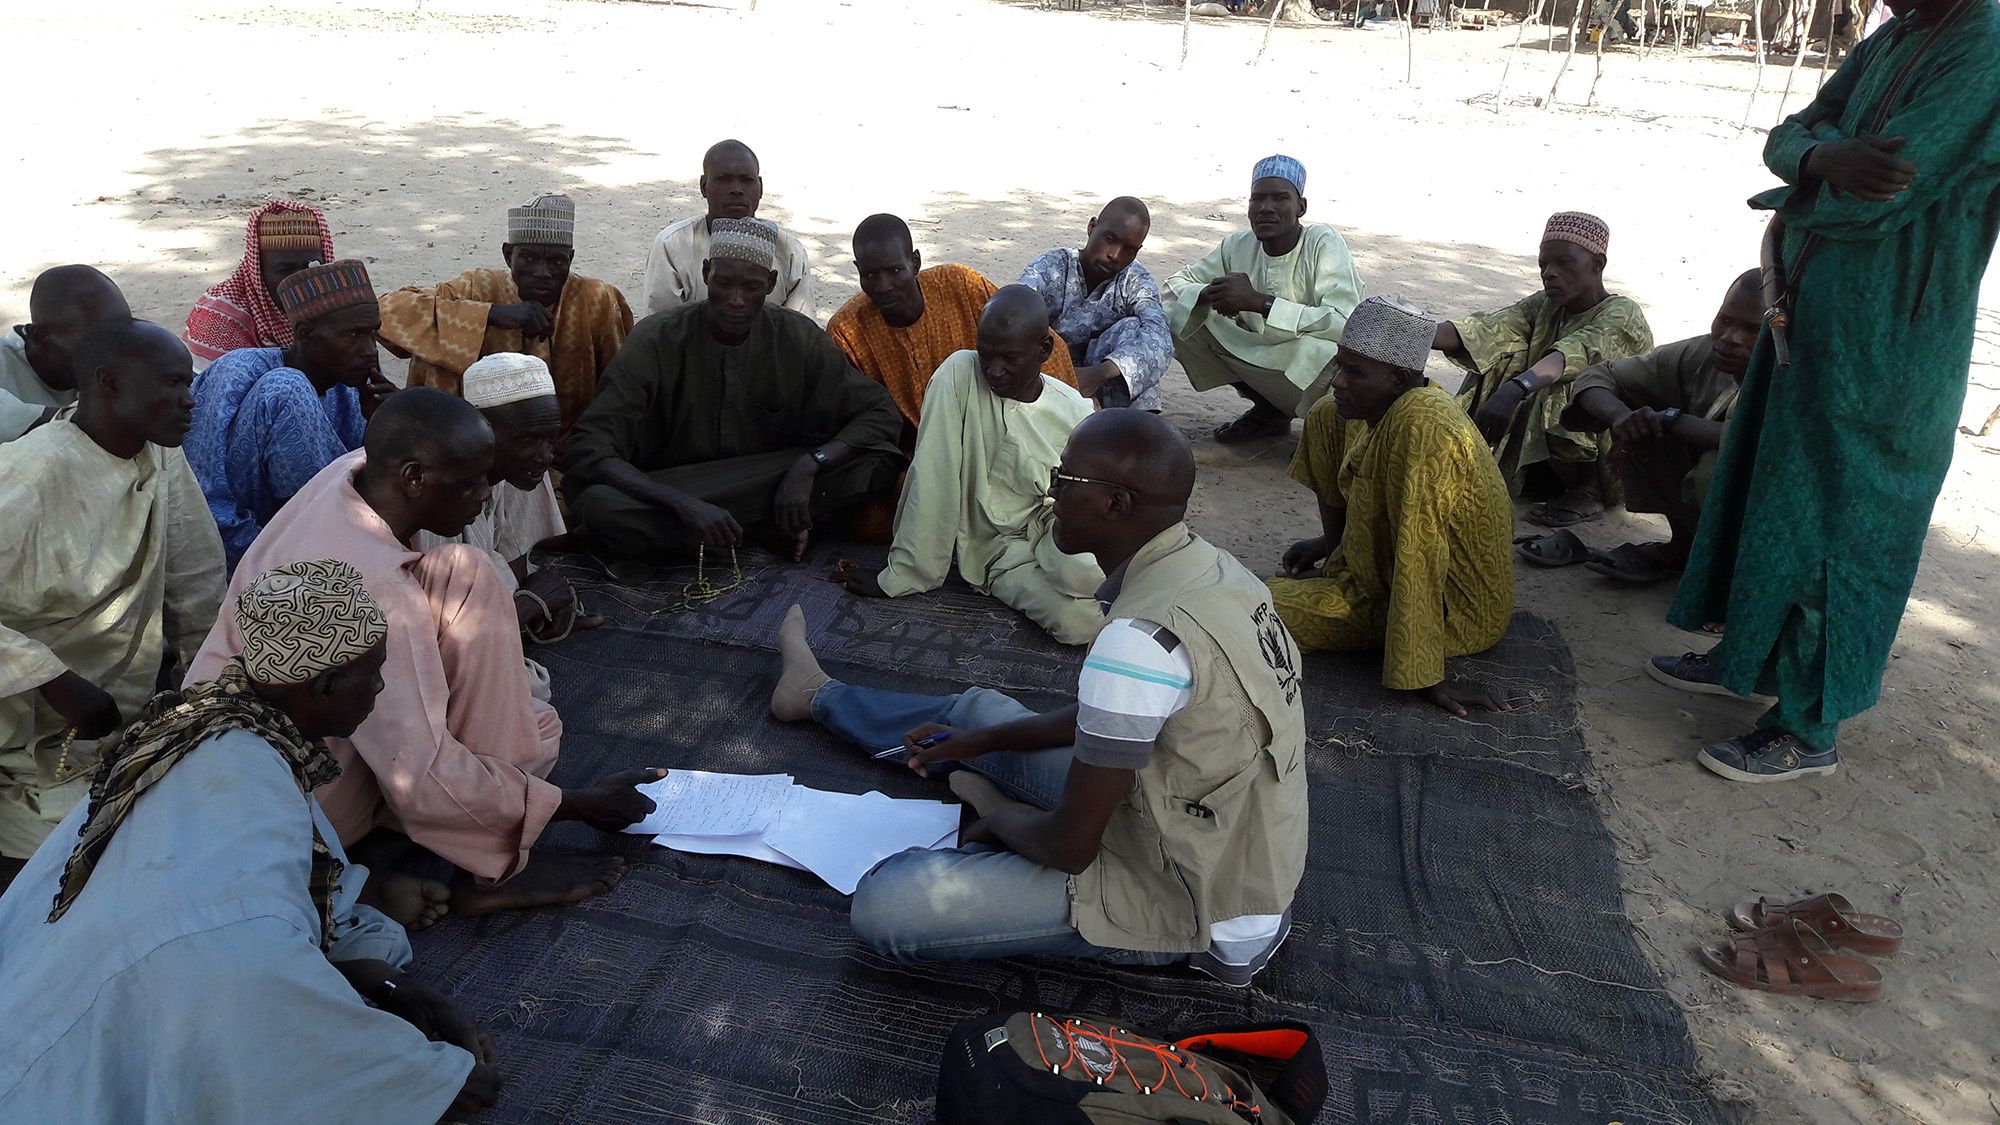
{"left": 1252, "top": 154, "right": 1306, "bottom": 195}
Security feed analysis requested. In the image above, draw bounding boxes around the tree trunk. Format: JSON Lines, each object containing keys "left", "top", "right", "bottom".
{"left": 1742, "top": 0, "right": 1769, "bottom": 129}
{"left": 1256, "top": 0, "right": 1286, "bottom": 60}
{"left": 1587, "top": 3, "right": 1611, "bottom": 105}
{"left": 1495, "top": 0, "right": 1549, "bottom": 110}
{"left": 1408, "top": 0, "right": 1424, "bottom": 82}
{"left": 1182, "top": 0, "right": 1193, "bottom": 65}
{"left": 1545, "top": 0, "right": 1587, "bottom": 108}
{"left": 1775, "top": 0, "right": 1817, "bottom": 116}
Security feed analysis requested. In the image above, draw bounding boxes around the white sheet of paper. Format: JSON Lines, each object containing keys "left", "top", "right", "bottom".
{"left": 763, "top": 788, "right": 963, "bottom": 894}
{"left": 653, "top": 833, "right": 808, "bottom": 872}
{"left": 623, "top": 770, "right": 794, "bottom": 837}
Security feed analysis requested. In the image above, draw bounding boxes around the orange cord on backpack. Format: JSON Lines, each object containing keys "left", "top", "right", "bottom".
{"left": 1025, "top": 1012, "right": 1261, "bottom": 1109}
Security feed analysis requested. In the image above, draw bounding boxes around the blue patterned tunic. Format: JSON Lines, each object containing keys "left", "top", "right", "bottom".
{"left": 185, "top": 348, "right": 365, "bottom": 572}
{"left": 1019, "top": 248, "right": 1173, "bottom": 411}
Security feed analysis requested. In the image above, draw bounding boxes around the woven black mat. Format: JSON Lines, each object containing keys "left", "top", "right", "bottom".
{"left": 410, "top": 547, "right": 1722, "bottom": 1124}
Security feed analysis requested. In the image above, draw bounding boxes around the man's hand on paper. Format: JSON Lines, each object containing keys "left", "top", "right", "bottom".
{"left": 902, "top": 724, "right": 984, "bottom": 777}
{"left": 561, "top": 767, "right": 668, "bottom": 831}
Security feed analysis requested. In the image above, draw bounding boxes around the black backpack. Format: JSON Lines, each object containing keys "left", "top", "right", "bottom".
{"left": 936, "top": 1011, "right": 1326, "bottom": 1124}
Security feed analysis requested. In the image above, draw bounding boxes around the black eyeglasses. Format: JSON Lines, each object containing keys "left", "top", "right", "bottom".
{"left": 1048, "top": 467, "right": 1137, "bottom": 497}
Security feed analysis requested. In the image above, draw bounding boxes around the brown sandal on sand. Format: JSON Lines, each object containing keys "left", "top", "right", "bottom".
{"left": 1697, "top": 919, "right": 1883, "bottom": 1002}
{"left": 1729, "top": 893, "right": 1904, "bottom": 956}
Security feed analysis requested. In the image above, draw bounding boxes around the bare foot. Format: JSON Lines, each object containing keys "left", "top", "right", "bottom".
{"left": 771, "top": 604, "right": 830, "bottom": 722}
{"left": 448, "top": 853, "right": 628, "bottom": 916}
{"left": 363, "top": 871, "right": 452, "bottom": 930}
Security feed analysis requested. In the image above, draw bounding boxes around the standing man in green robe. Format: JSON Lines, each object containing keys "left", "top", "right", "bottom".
{"left": 1651, "top": 0, "right": 2000, "bottom": 782}
{"left": 1433, "top": 212, "right": 1654, "bottom": 527}
{"left": 562, "top": 218, "right": 902, "bottom": 561}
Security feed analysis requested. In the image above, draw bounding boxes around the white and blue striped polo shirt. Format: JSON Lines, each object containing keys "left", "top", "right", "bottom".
{"left": 1074, "top": 618, "right": 1194, "bottom": 770}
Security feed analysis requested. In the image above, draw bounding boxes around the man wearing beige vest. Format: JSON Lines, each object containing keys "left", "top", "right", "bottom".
{"left": 771, "top": 410, "right": 1310, "bottom": 986}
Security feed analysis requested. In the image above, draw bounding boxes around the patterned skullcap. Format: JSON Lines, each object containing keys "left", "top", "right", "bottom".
{"left": 1340, "top": 296, "right": 1437, "bottom": 374}
{"left": 507, "top": 192, "right": 576, "bottom": 247}
{"left": 273, "top": 259, "right": 377, "bottom": 325}
{"left": 1252, "top": 154, "right": 1306, "bottom": 195}
{"left": 257, "top": 210, "right": 326, "bottom": 252}
{"left": 707, "top": 217, "right": 779, "bottom": 271}
{"left": 463, "top": 352, "right": 556, "bottom": 409}
{"left": 1542, "top": 211, "right": 1610, "bottom": 257}
{"left": 237, "top": 560, "right": 388, "bottom": 686}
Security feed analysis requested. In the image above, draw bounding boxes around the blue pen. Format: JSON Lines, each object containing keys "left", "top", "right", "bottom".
{"left": 874, "top": 732, "right": 952, "bottom": 760}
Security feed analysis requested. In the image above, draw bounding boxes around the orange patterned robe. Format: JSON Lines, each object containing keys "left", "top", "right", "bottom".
{"left": 378, "top": 268, "right": 633, "bottom": 445}
{"left": 826, "top": 263, "right": 1075, "bottom": 441}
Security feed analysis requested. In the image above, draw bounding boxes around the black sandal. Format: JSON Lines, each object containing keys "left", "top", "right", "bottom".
{"left": 1585, "top": 542, "right": 1683, "bottom": 586}
{"left": 1514, "top": 529, "right": 1600, "bottom": 568}
{"left": 1213, "top": 407, "right": 1292, "bottom": 444}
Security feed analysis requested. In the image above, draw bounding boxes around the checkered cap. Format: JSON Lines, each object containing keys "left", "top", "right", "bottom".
{"left": 1340, "top": 296, "right": 1436, "bottom": 373}
{"left": 1542, "top": 211, "right": 1610, "bottom": 256}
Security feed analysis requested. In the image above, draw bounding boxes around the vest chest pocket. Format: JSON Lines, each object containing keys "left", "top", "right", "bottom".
{"left": 1173, "top": 747, "right": 1271, "bottom": 834}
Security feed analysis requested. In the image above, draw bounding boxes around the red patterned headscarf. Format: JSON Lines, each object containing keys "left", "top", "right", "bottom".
{"left": 182, "top": 200, "right": 336, "bottom": 364}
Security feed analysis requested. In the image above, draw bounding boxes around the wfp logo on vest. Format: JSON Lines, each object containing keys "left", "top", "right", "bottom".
{"left": 1252, "top": 603, "right": 1301, "bottom": 705}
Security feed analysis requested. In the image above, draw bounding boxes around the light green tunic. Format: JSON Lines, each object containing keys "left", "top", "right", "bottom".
{"left": 877, "top": 351, "right": 1104, "bottom": 645}
{"left": 1670, "top": 0, "right": 2000, "bottom": 750}
{"left": 1162, "top": 225, "right": 1365, "bottom": 408}
{"left": 0, "top": 334, "right": 71, "bottom": 444}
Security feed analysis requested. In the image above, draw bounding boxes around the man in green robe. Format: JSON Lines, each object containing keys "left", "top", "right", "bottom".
{"left": 562, "top": 219, "right": 902, "bottom": 561}
{"left": 1433, "top": 212, "right": 1654, "bottom": 526}
{"left": 1653, "top": 0, "right": 1999, "bottom": 783}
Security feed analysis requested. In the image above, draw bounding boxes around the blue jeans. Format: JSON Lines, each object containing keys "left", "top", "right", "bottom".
{"left": 811, "top": 681, "right": 1181, "bottom": 967}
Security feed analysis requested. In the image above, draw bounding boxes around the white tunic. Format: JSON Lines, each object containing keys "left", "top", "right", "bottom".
{"left": 641, "top": 215, "right": 816, "bottom": 319}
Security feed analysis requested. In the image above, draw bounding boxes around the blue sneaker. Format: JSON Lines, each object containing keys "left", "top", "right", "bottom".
{"left": 1697, "top": 729, "right": 1839, "bottom": 783}
{"left": 1646, "top": 651, "right": 1774, "bottom": 704}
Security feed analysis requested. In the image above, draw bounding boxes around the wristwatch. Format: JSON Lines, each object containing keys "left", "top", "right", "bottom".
{"left": 810, "top": 447, "right": 830, "bottom": 467}
{"left": 1658, "top": 407, "right": 1684, "bottom": 429}
{"left": 1509, "top": 374, "right": 1539, "bottom": 396}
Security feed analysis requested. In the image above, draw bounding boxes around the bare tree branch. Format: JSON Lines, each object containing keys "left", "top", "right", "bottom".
{"left": 1495, "top": 0, "right": 1549, "bottom": 111}
{"left": 1742, "top": 0, "right": 1770, "bottom": 130}
{"left": 1776, "top": 0, "right": 1818, "bottom": 116}
{"left": 1546, "top": 0, "right": 1588, "bottom": 108}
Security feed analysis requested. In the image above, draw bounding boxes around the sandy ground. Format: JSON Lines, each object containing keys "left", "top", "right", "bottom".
{"left": 5, "top": 0, "right": 1996, "bottom": 1120}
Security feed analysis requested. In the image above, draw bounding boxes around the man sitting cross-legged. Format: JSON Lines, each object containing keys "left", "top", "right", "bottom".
{"left": 1432, "top": 211, "right": 1653, "bottom": 527}
{"left": 191, "top": 389, "right": 659, "bottom": 915}
{"left": 776, "top": 410, "right": 1308, "bottom": 987}
{"left": 564, "top": 218, "right": 902, "bottom": 562}
{"left": 379, "top": 192, "right": 634, "bottom": 446}
{"left": 0, "top": 560, "right": 498, "bottom": 1121}
{"left": 2, "top": 265, "right": 131, "bottom": 443}
{"left": 414, "top": 353, "right": 580, "bottom": 648}
{"left": 1269, "top": 297, "right": 1515, "bottom": 717}
{"left": 831, "top": 287, "right": 1105, "bottom": 646}
{"left": 0, "top": 320, "right": 226, "bottom": 891}
{"left": 1019, "top": 196, "right": 1174, "bottom": 411}
{"left": 1517, "top": 270, "right": 1765, "bottom": 584}
{"left": 187, "top": 259, "right": 399, "bottom": 571}
{"left": 1163, "top": 155, "right": 1365, "bottom": 443}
